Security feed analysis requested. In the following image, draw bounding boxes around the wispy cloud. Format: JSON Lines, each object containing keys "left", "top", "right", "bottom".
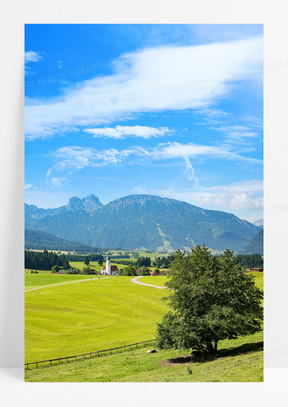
{"left": 24, "top": 184, "right": 35, "bottom": 190}
{"left": 84, "top": 125, "right": 171, "bottom": 139}
{"left": 25, "top": 51, "right": 42, "bottom": 63}
{"left": 153, "top": 179, "right": 263, "bottom": 215}
{"left": 50, "top": 177, "right": 68, "bottom": 188}
{"left": 151, "top": 142, "right": 262, "bottom": 165}
{"left": 25, "top": 36, "right": 262, "bottom": 140}
{"left": 46, "top": 141, "right": 262, "bottom": 181}
{"left": 214, "top": 125, "right": 259, "bottom": 145}
{"left": 25, "top": 51, "right": 43, "bottom": 75}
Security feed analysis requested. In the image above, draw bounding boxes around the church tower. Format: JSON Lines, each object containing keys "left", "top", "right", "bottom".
{"left": 106, "top": 256, "right": 111, "bottom": 275}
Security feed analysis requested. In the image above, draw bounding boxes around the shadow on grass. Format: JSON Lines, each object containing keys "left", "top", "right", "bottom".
{"left": 163, "top": 341, "right": 263, "bottom": 366}
{"left": 217, "top": 341, "right": 263, "bottom": 359}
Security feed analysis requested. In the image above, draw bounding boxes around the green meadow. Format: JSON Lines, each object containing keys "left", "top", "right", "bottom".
{"left": 25, "top": 273, "right": 102, "bottom": 290}
{"left": 25, "top": 271, "right": 263, "bottom": 382}
{"left": 25, "top": 330, "right": 263, "bottom": 382}
{"left": 25, "top": 276, "right": 168, "bottom": 363}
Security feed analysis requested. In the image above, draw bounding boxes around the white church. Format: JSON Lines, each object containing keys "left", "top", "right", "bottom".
{"left": 100, "top": 256, "right": 119, "bottom": 275}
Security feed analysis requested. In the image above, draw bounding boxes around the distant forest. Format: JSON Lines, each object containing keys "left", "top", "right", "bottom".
{"left": 234, "top": 254, "right": 263, "bottom": 269}
{"left": 25, "top": 249, "right": 70, "bottom": 270}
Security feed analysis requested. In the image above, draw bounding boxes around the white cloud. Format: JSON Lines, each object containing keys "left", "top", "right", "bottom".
{"left": 46, "top": 141, "right": 262, "bottom": 180}
{"left": 152, "top": 182, "right": 263, "bottom": 216}
{"left": 209, "top": 179, "right": 263, "bottom": 193}
{"left": 151, "top": 142, "right": 262, "bottom": 165}
{"left": 25, "top": 51, "right": 42, "bottom": 63}
{"left": 50, "top": 177, "right": 68, "bottom": 187}
{"left": 84, "top": 125, "right": 171, "bottom": 139}
{"left": 214, "top": 125, "right": 259, "bottom": 145}
{"left": 183, "top": 156, "right": 198, "bottom": 184}
{"left": 189, "top": 191, "right": 263, "bottom": 211}
{"left": 25, "top": 184, "right": 33, "bottom": 190}
{"left": 25, "top": 36, "right": 262, "bottom": 140}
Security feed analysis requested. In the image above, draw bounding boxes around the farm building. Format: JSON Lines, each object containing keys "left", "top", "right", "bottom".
{"left": 249, "top": 267, "right": 263, "bottom": 272}
{"left": 135, "top": 268, "right": 165, "bottom": 276}
{"left": 101, "top": 257, "right": 119, "bottom": 275}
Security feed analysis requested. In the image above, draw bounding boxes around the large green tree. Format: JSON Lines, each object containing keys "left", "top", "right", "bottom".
{"left": 156, "top": 245, "right": 263, "bottom": 355}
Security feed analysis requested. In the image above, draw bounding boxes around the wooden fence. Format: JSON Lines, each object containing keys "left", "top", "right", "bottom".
{"left": 25, "top": 339, "right": 156, "bottom": 370}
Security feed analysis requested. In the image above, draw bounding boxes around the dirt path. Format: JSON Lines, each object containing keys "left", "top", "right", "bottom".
{"left": 130, "top": 276, "right": 167, "bottom": 289}
{"left": 25, "top": 277, "right": 111, "bottom": 293}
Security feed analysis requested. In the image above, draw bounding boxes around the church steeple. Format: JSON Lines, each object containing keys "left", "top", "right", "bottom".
{"left": 106, "top": 256, "right": 111, "bottom": 275}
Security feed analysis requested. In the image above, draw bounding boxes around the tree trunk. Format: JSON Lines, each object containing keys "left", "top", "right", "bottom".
{"left": 214, "top": 342, "right": 218, "bottom": 353}
{"left": 206, "top": 342, "right": 214, "bottom": 354}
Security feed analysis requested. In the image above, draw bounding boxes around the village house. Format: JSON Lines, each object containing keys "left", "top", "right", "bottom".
{"left": 135, "top": 268, "right": 165, "bottom": 276}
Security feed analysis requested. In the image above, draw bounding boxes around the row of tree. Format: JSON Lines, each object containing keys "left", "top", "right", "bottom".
{"left": 234, "top": 253, "right": 263, "bottom": 269}
{"left": 25, "top": 250, "right": 70, "bottom": 270}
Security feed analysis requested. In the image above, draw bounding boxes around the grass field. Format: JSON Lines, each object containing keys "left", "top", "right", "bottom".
{"left": 25, "top": 273, "right": 103, "bottom": 290}
{"left": 25, "top": 276, "right": 168, "bottom": 363}
{"left": 25, "top": 271, "right": 263, "bottom": 382}
{"left": 25, "top": 330, "right": 263, "bottom": 382}
{"left": 140, "top": 276, "right": 168, "bottom": 287}
{"left": 140, "top": 272, "right": 263, "bottom": 292}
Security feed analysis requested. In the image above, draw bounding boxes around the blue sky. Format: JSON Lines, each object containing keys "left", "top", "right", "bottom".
{"left": 25, "top": 24, "right": 263, "bottom": 222}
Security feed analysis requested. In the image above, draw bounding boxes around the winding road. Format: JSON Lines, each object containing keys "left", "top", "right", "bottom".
{"left": 25, "top": 277, "right": 111, "bottom": 292}
{"left": 130, "top": 276, "right": 168, "bottom": 289}
{"left": 25, "top": 275, "right": 166, "bottom": 293}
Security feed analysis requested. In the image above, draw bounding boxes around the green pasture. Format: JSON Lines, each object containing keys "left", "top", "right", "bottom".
{"left": 25, "top": 268, "right": 55, "bottom": 275}
{"left": 25, "top": 330, "right": 263, "bottom": 382}
{"left": 25, "top": 273, "right": 102, "bottom": 290}
{"left": 25, "top": 276, "right": 168, "bottom": 363}
{"left": 141, "top": 272, "right": 263, "bottom": 292}
{"left": 25, "top": 270, "right": 263, "bottom": 382}
{"left": 140, "top": 276, "right": 168, "bottom": 287}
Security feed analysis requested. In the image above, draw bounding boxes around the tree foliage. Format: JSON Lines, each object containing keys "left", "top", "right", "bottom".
{"left": 139, "top": 266, "right": 151, "bottom": 276}
{"left": 120, "top": 264, "right": 137, "bottom": 276}
{"left": 66, "top": 268, "right": 81, "bottom": 274}
{"left": 156, "top": 245, "right": 263, "bottom": 355}
{"left": 136, "top": 256, "right": 151, "bottom": 268}
{"left": 82, "top": 267, "right": 93, "bottom": 275}
{"left": 234, "top": 254, "right": 263, "bottom": 269}
{"left": 25, "top": 250, "right": 70, "bottom": 270}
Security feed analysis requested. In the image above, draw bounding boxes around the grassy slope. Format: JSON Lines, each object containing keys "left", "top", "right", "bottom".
{"left": 25, "top": 273, "right": 103, "bottom": 290}
{"left": 25, "top": 272, "right": 263, "bottom": 382}
{"left": 25, "top": 277, "right": 167, "bottom": 363}
{"left": 141, "top": 272, "right": 263, "bottom": 291}
{"left": 25, "top": 331, "right": 263, "bottom": 382}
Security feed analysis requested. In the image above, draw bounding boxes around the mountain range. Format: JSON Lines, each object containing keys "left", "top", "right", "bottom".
{"left": 240, "top": 229, "right": 263, "bottom": 255}
{"left": 25, "top": 229, "right": 97, "bottom": 253}
{"left": 25, "top": 194, "right": 261, "bottom": 253}
{"left": 253, "top": 218, "right": 263, "bottom": 227}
